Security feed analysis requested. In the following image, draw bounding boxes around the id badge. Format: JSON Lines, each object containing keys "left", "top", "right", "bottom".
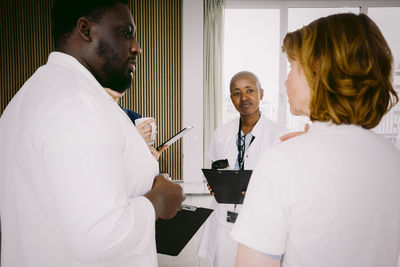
{"left": 226, "top": 211, "right": 238, "bottom": 223}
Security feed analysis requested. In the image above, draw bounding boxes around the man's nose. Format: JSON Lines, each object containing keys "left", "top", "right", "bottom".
{"left": 130, "top": 39, "right": 141, "bottom": 55}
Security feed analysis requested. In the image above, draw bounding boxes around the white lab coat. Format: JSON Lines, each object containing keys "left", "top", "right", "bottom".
{"left": 232, "top": 122, "right": 400, "bottom": 267}
{"left": 0, "top": 52, "right": 159, "bottom": 267}
{"left": 198, "top": 117, "right": 287, "bottom": 266}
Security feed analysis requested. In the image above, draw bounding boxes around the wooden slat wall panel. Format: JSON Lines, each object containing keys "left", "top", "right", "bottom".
{"left": 126, "top": 0, "right": 182, "bottom": 180}
{"left": 0, "top": 0, "right": 54, "bottom": 113}
{"left": 0, "top": 0, "right": 183, "bottom": 180}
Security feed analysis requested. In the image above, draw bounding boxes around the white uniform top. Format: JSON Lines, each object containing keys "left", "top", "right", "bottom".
{"left": 0, "top": 52, "right": 159, "bottom": 267}
{"left": 232, "top": 122, "right": 400, "bottom": 267}
{"left": 198, "top": 117, "right": 287, "bottom": 264}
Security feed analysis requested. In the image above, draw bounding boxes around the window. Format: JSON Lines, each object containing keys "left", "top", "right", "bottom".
{"left": 223, "top": 2, "right": 400, "bottom": 146}
{"left": 368, "top": 7, "right": 400, "bottom": 148}
{"left": 223, "top": 9, "right": 280, "bottom": 124}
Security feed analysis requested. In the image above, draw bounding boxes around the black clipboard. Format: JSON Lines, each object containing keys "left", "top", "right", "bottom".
{"left": 202, "top": 169, "right": 252, "bottom": 204}
{"left": 156, "top": 205, "right": 213, "bottom": 256}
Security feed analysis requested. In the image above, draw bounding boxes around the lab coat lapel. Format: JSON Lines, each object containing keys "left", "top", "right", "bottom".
{"left": 228, "top": 118, "right": 240, "bottom": 169}
{"left": 243, "top": 117, "right": 264, "bottom": 170}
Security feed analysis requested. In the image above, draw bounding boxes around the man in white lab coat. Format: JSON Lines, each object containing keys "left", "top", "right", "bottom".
{"left": 0, "top": 1, "right": 184, "bottom": 266}
{"left": 198, "top": 71, "right": 287, "bottom": 267}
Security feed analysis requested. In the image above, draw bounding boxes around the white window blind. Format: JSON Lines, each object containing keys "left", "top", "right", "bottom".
{"left": 223, "top": 9, "right": 280, "bottom": 124}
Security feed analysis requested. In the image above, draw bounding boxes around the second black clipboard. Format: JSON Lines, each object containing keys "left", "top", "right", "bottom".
{"left": 156, "top": 205, "right": 213, "bottom": 256}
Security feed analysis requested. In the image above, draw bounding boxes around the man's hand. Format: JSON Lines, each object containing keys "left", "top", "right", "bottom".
{"left": 144, "top": 174, "right": 185, "bottom": 219}
{"left": 279, "top": 123, "right": 309, "bottom": 142}
{"left": 148, "top": 145, "right": 169, "bottom": 160}
{"left": 136, "top": 118, "right": 156, "bottom": 144}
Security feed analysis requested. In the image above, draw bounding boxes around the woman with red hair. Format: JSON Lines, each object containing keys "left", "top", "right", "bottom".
{"left": 232, "top": 13, "right": 400, "bottom": 267}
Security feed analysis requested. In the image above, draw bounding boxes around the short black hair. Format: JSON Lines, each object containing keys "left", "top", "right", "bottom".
{"left": 52, "top": 0, "right": 130, "bottom": 48}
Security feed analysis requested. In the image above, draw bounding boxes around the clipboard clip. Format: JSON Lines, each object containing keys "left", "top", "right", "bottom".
{"left": 182, "top": 204, "right": 197, "bottom": 211}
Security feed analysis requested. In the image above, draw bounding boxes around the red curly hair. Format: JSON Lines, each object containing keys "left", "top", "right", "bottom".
{"left": 282, "top": 13, "right": 398, "bottom": 129}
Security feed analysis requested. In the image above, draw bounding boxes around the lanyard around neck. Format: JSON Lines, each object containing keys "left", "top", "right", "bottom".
{"left": 237, "top": 119, "right": 256, "bottom": 170}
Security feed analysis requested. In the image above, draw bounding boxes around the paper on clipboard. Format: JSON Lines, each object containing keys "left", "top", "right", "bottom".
{"left": 156, "top": 126, "right": 193, "bottom": 150}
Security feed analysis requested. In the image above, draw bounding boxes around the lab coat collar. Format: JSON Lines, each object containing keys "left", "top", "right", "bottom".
{"left": 251, "top": 115, "right": 264, "bottom": 138}
{"left": 308, "top": 121, "right": 360, "bottom": 133}
{"left": 46, "top": 52, "right": 115, "bottom": 102}
{"left": 235, "top": 114, "right": 265, "bottom": 138}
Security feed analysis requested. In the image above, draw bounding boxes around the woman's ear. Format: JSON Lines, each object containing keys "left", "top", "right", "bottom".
{"left": 77, "top": 17, "right": 92, "bottom": 42}
{"left": 259, "top": 88, "right": 264, "bottom": 100}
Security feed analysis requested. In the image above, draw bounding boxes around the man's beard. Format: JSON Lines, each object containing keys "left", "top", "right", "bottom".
{"left": 96, "top": 39, "right": 132, "bottom": 93}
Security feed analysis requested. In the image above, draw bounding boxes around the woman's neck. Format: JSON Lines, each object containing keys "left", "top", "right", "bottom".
{"left": 240, "top": 111, "right": 261, "bottom": 135}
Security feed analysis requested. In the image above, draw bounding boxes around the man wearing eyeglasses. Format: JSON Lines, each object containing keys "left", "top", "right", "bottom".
{"left": 198, "top": 71, "right": 287, "bottom": 267}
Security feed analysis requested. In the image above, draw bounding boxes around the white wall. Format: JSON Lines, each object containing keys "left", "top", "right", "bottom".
{"left": 182, "top": 0, "right": 207, "bottom": 193}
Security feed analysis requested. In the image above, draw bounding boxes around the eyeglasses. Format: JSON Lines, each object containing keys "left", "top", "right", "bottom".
{"left": 236, "top": 134, "right": 246, "bottom": 170}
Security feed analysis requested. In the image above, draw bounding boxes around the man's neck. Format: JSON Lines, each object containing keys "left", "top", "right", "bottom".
{"left": 55, "top": 40, "right": 95, "bottom": 79}
{"left": 240, "top": 111, "right": 261, "bottom": 135}
{"left": 105, "top": 88, "right": 126, "bottom": 104}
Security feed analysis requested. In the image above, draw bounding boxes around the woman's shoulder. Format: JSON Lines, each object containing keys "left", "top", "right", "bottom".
{"left": 214, "top": 118, "right": 239, "bottom": 133}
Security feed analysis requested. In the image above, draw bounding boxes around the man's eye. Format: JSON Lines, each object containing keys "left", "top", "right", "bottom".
{"left": 247, "top": 89, "right": 254, "bottom": 93}
{"left": 122, "top": 27, "right": 133, "bottom": 38}
{"left": 123, "top": 30, "right": 133, "bottom": 37}
{"left": 232, "top": 92, "right": 240, "bottom": 96}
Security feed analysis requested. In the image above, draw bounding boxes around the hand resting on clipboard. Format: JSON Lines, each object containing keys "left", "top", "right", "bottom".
{"left": 156, "top": 126, "right": 194, "bottom": 151}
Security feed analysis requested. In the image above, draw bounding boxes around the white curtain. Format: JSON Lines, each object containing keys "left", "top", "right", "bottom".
{"left": 203, "top": 0, "right": 224, "bottom": 167}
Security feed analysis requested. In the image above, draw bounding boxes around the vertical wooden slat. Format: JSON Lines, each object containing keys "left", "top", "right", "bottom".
{"left": 127, "top": 0, "right": 182, "bottom": 180}
{"left": 0, "top": 0, "right": 183, "bottom": 180}
{"left": 0, "top": 0, "right": 53, "bottom": 115}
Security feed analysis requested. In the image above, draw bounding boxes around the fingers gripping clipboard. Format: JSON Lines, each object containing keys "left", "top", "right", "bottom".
{"left": 156, "top": 126, "right": 194, "bottom": 151}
